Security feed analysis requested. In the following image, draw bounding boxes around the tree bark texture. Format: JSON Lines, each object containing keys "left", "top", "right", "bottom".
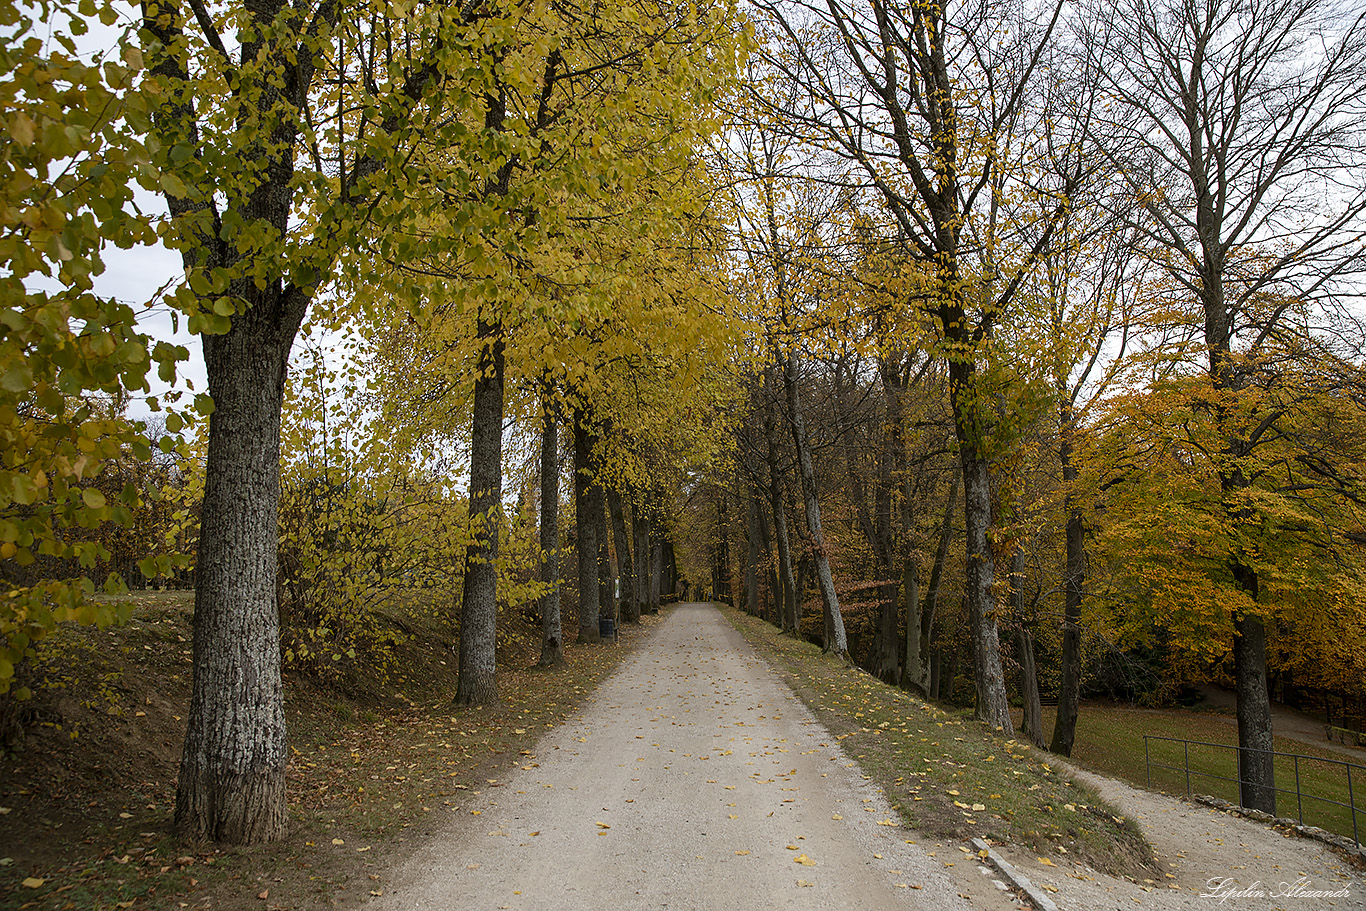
{"left": 917, "top": 473, "right": 959, "bottom": 680}
{"left": 744, "top": 494, "right": 760, "bottom": 615}
{"left": 538, "top": 409, "right": 564, "bottom": 667}
{"left": 175, "top": 305, "right": 298, "bottom": 845}
{"left": 1011, "top": 549, "right": 1046, "bottom": 749}
{"left": 1234, "top": 611, "right": 1277, "bottom": 813}
{"left": 953, "top": 373, "right": 1012, "bottom": 731}
{"left": 632, "top": 506, "right": 650, "bottom": 617}
{"left": 782, "top": 352, "right": 847, "bottom": 658}
{"left": 902, "top": 561, "right": 922, "bottom": 694}
{"left": 1050, "top": 417, "right": 1084, "bottom": 755}
{"left": 764, "top": 380, "right": 798, "bottom": 633}
{"left": 573, "top": 413, "right": 601, "bottom": 642}
{"left": 455, "top": 318, "right": 505, "bottom": 706}
{"left": 596, "top": 483, "right": 613, "bottom": 628}
{"left": 608, "top": 488, "right": 637, "bottom": 624}
{"left": 1016, "top": 627, "right": 1046, "bottom": 749}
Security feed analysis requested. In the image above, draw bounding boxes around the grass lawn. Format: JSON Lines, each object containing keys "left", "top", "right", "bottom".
{"left": 1045, "top": 703, "right": 1365, "bottom": 844}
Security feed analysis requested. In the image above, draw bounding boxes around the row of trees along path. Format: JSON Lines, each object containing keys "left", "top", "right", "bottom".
{"left": 3, "top": 0, "right": 1365, "bottom": 854}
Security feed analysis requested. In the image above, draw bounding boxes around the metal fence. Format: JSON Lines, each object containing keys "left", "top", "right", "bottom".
{"left": 1143, "top": 734, "right": 1362, "bottom": 849}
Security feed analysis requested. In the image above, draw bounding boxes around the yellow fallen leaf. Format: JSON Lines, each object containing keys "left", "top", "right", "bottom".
{"left": 794, "top": 854, "right": 816, "bottom": 866}
{"left": 596, "top": 821, "right": 611, "bottom": 829}
{"left": 21, "top": 878, "right": 45, "bottom": 889}
{"left": 878, "top": 818, "right": 897, "bottom": 826}
{"left": 331, "top": 838, "right": 345, "bottom": 845}
{"left": 831, "top": 814, "right": 843, "bottom": 820}
{"left": 947, "top": 789, "right": 960, "bottom": 796}
{"left": 1037, "top": 857, "right": 1057, "bottom": 866}
{"left": 797, "top": 879, "right": 814, "bottom": 887}
{"left": 971, "top": 804, "right": 986, "bottom": 811}
{"left": 735, "top": 850, "right": 750, "bottom": 856}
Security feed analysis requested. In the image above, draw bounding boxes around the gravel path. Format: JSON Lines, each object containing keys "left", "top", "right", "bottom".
{"left": 994, "top": 762, "right": 1365, "bottom": 910}
{"left": 368, "top": 603, "right": 990, "bottom": 911}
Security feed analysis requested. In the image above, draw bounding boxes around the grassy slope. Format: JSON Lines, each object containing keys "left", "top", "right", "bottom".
{"left": 0, "top": 592, "right": 652, "bottom": 911}
{"left": 722, "top": 607, "right": 1157, "bottom": 881}
{"left": 1046, "top": 703, "right": 1365, "bottom": 841}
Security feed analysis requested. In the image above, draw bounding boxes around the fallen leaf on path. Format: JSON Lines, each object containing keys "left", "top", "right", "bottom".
{"left": 21, "top": 878, "right": 44, "bottom": 889}
{"left": 736, "top": 850, "right": 749, "bottom": 855}
{"left": 794, "top": 854, "right": 816, "bottom": 866}
{"left": 596, "top": 821, "right": 611, "bottom": 829}
{"left": 331, "top": 838, "right": 345, "bottom": 845}
{"left": 258, "top": 889, "right": 269, "bottom": 900}
{"left": 1037, "top": 857, "right": 1056, "bottom": 866}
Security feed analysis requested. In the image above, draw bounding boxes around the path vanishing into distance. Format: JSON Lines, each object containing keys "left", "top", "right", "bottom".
{"left": 370, "top": 604, "right": 992, "bottom": 911}
{"left": 368, "top": 603, "right": 1365, "bottom": 911}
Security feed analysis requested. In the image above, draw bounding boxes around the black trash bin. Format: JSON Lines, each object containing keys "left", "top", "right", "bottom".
{"left": 599, "top": 616, "right": 616, "bottom": 640}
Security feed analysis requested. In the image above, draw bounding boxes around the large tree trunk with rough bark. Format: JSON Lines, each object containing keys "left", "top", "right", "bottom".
{"left": 538, "top": 408, "right": 563, "bottom": 667}
{"left": 951, "top": 352, "right": 1012, "bottom": 731}
{"left": 1051, "top": 412, "right": 1084, "bottom": 755}
{"left": 1234, "top": 603, "right": 1276, "bottom": 813}
{"left": 608, "top": 489, "right": 636, "bottom": 624}
{"left": 175, "top": 301, "right": 299, "bottom": 845}
{"left": 455, "top": 318, "right": 505, "bottom": 705}
{"left": 958, "top": 451, "right": 1012, "bottom": 731}
{"left": 573, "top": 412, "right": 601, "bottom": 643}
{"left": 782, "top": 352, "right": 847, "bottom": 658}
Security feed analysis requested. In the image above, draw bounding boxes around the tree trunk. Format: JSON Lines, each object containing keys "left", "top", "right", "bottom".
{"left": 744, "top": 494, "right": 760, "bottom": 615}
{"left": 754, "top": 495, "right": 779, "bottom": 622}
{"left": 596, "top": 482, "right": 613, "bottom": 629}
{"left": 942, "top": 649, "right": 958, "bottom": 701}
{"left": 608, "top": 488, "right": 637, "bottom": 624}
{"left": 902, "top": 560, "right": 923, "bottom": 694}
{"left": 1051, "top": 412, "right": 1084, "bottom": 755}
{"left": 455, "top": 317, "right": 505, "bottom": 706}
{"left": 1011, "top": 548, "right": 1046, "bottom": 749}
{"left": 537, "top": 407, "right": 563, "bottom": 667}
{"left": 869, "top": 584, "right": 898, "bottom": 683}
{"left": 648, "top": 539, "right": 661, "bottom": 614}
{"left": 765, "top": 381, "right": 798, "bottom": 633}
{"left": 175, "top": 303, "right": 298, "bottom": 845}
{"left": 573, "top": 411, "right": 601, "bottom": 643}
{"left": 632, "top": 505, "right": 650, "bottom": 617}
{"left": 1016, "top": 627, "right": 1046, "bottom": 749}
{"left": 919, "top": 473, "right": 958, "bottom": 661}
{"left": 663, "top": 541, "right": 677, "bottom": 600}
{"left": 782, "top": 352, "right": 847, "bottom": 659}
{"left": 1234, "top": 609, "right": 1276, "bottom": 813}
{"left": 929, "top": 651, "right": 941, "bottom": 699}
{"left": 957, "top": 440, "right": 1012, "bottom": 731}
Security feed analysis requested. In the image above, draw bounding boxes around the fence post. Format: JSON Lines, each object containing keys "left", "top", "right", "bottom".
{"left": 1145, "top": 736, "right": 1151, "bottom": 789}
{"left": 1350, "top": 764, "right": 1358, "bottom": 849}
{"left": 1185, "top": 739, "right": 1191, "bottom": 798}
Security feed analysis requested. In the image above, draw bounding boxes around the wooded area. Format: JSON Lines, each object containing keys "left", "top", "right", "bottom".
{"left": 3, "top": 0, "right": 1365, "bottom": 845}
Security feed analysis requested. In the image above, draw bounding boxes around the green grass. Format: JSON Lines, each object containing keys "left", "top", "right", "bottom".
{"left": 723, "top": 608, "right": 1156, "bottom": 880}
{"left": 1047, "top": 703, "right": 1365, "bottom": 843}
